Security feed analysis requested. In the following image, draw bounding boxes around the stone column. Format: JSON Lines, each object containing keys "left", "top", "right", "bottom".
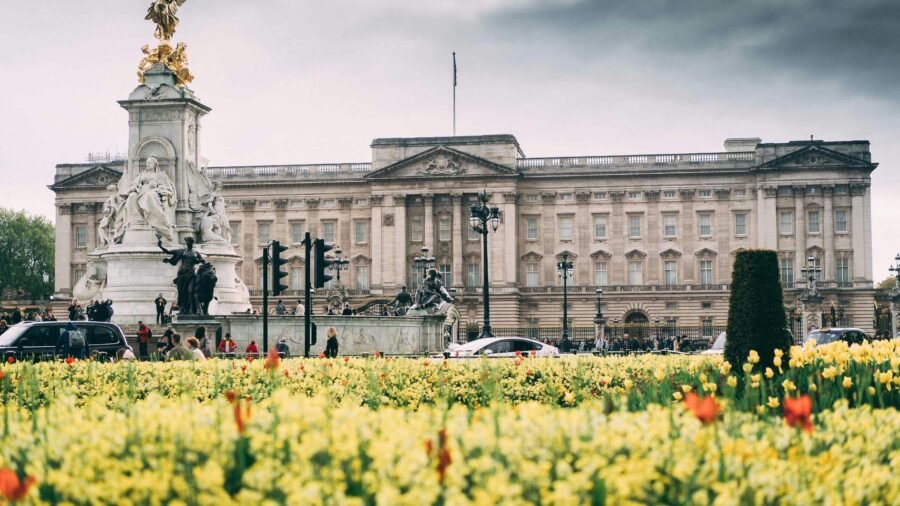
{"left": 541, "top": 193, "right": 558, "bottom": 282}
{"left": 86, "top": 203, "right": 99, "bottom": 251}
{"left": 794, "top": 186, "right": 806, "bottom": 269}
{"left": 850, "top": 184, "right": 867, "bottom": 282}
{"left": 370, "top": 196, "right": 384, "bottom": 292}
{"left": 609, "top": 191, "right": 625, "bottom": 284}
{"left": 822, "top": 186, "right": 834, "bottom": 281}
{"left": 423, "top": 194, "right": 434, "bottom": 250}
{"left": 679, "top": 190, "right": 695, "bottom": 284}
{"left": 488, "top": 191, "right": 505, "bottom": 286}
{"left": 715, "top": 189, "right": 732, "bottom": 285}
{"left": 338, "top": 198, "right": 353, "bottom": 250}
{"left": 575, "top": 191, "right": 591, "bottom": 284}
{"left": 503, "top": 192, "right": 519, "bottom": 287}
{"left": 451, "top": 193, "right": 464, "bottom": 288}
{"left": 758, "top": 186, "right": 777, "bottom": 250}
{"left": 860, "top": 183, "right": 873, "bottom": 282}
{"left": 274, "top": 199, "right": 288, "bottom": 244}
{"left": 645, "top": 191, "right": 660, "bottom": 283}
{"left": 54, "top": 203, "right": 73, "bottom": 295}
{"left": 393, "top": 195, "right": 407, "bottom": 288}
{"left": 240, "top": 200, "right": 257, "bottom": 286}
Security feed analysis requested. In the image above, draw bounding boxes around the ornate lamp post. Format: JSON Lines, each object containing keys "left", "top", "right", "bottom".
{"left": 890, "top": 253, "right": 900, "bottom": 285}
{"left": 557, "top": 252, "right": 574, "bottom": 350}
{"left": 800, "top": 256, "right": 822, "bottom": 298}
{"left": 889, "top": 253, "right": 900, "bottom": 338}
{"left": 469, "top": 191, "right": 501, "bottom": 338}
{"left": 413, "top": 246, "right": 436, "bottom": 287}
{"left": 331, "top": 246, "right": 350, "bottom": 283}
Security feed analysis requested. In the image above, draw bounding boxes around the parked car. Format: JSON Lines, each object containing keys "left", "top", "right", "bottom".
{"left": 701, "top": 332, "right": 727, "bottom": 355}
{"left": 0, "top": 321, "right": 132, "bottom": 361}
{"left": 806, "top": 328, "right": 869, "bottom": 346}
{"left": 442, "top": 337, "right": 559, "bottom": 358}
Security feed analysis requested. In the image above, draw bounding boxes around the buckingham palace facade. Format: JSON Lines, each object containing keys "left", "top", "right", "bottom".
{"left": 50, "top": 134, "right": 878, "bottom": 332}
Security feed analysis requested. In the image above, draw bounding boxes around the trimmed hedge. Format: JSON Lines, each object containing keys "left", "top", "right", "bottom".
{"left": 725, "top": 249, "right": 791, "bottom": 370}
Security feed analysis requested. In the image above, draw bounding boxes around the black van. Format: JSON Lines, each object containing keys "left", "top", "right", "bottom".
{"left": 0, "top": 321, "right": 132, "bottom": 361}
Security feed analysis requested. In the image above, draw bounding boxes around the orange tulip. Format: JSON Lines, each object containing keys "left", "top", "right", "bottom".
{"left": 264, "top": 348, "right": 280, "bottom": 370}
{"left": 784, "top": 395, "right": 813, "bottom": 433}
{"left": 683, "top": 392, "right": 720, "bottom": 425}
{"left": 0, "top": 468, "right": 35, "bottom": 502}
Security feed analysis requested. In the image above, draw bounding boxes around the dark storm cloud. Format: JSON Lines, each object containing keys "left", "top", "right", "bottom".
{"left": 490, "top": 0, "right": 900, "bottom": 98}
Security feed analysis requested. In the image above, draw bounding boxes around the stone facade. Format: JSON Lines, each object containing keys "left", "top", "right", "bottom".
{"left": 50, "top": 135, "right": 878, "bottom": 332}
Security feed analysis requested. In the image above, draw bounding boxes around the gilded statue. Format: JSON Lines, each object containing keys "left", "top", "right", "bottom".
{"left": 137, "top": 41, "right": 193, "bottom": 86}
{"left": 146, "top": 0, "right": 187, "bottom": 42}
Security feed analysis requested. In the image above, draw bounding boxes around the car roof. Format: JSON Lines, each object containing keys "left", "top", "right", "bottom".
{"left": 811, "top": 328, "right": 865, "bottom": 333}
{"left": 455, "top": 336, "right": 543, "bottom": 350}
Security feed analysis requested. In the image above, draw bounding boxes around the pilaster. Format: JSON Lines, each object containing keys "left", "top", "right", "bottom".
{"left": 393, "top": 195, "right": 407, "bottom": 289}
{"left": 54, "top": 203, "right": 73, "bottom": 295}
{"left": 451, "top": 193, "right": 464, "bottom": 288}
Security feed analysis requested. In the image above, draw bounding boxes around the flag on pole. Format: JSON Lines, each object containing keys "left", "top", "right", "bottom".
{"left": 453, "top": 52, "right": 457, "bottom": 87}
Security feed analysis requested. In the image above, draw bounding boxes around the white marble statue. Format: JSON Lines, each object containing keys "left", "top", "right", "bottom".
{"left": 98, "top": 184, "right": 128, "bottom": 246}
{"left": 123, "top": 156, "right": 177, "bottom": 241}
{"left": 199, "top": 205, "right": 227, "bottom": 244}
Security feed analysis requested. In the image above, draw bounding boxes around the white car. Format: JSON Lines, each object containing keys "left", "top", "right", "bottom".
{"left": 701, "top": 332, "right": 727, "bottom": 355}
{"left": 442, "top": 337, "right": 559, "bottom": 358}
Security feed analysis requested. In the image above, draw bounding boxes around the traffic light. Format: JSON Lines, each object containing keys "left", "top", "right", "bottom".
{"left": 271, "top": 240, "right": 289, "bottom": 296}
{"left": 314, "top": 238, "right": 334, "bottom": 288}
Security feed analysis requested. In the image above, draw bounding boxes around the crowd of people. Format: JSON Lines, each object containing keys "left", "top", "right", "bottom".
{"left": 66, "top": 299, "right": 114, "bottom": 322}
{"left": 0, "top": 306, "right": 57, "bottom": 333}
{"left": 590, "top": 333, "right": 700, "bottom": 353}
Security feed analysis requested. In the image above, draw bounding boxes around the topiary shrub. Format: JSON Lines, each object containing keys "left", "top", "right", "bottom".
{"left": 725, "top": 249, "right": 791, "bottom": 370}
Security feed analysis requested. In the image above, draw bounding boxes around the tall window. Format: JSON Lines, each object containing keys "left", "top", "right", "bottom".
{"left": 780, "top": 258, "right": 794, "bottom": 285}
{"left": 74, "top": 226, "right": 87, "bottom": 248}
{"left": 698, "top": 213, "right": 712, "bottom": 238}
{"left": 662, "top": 214, "right": 677, "bottom": 238}
{"left": 355, "top": 221, "right": 368, "bottom": 244}
{"left": 835, "top": 210, "right": 849, "bottom": 233}
{"left": 807, "top": 210, "right": 820, "bottom": 234}
{"left": 525, "top": 216, "right": 539, "bottom": 241}
{"left": 466, "top": 263, "right": 480, "bottom": 287}
{"left": 559, "top": 216, "right": 574, "bottom": 241}
{"left": 467, "top": 224, "right": 480, "bottom": 241}
{"left": 734, "top": 213, "right": 747, "bottom": 236}
{"left": 809, "top": 257, "right": 822, "bottom": 281}
{"left": 438, "top": 263, "right": 452, "bottom": 287}
{"left": 291, "top": 267, "right": 303, "bottom": 290}
{"left": 230, "top": 222, "right": 240, "bottom": 245}
{"left": 699, "top": 260, "right": 713, "bottom": 285}
{"left": 664, "top": 260, "right": 678, "bottom": 285}
{"left": 525, "top": 262, "right": 539, "bottom": 287}
{"left": 779, "top": 211, "right": 794, "bottom": 235}
{"left": 594, "top": 262, "right": 608, "bottom": 286}
{"left": 355, "top": 265, "right": 370, "bottom": 291}
{"left": 290, "top": 221, "right": 304, "bottom": 244}
{"left": 594, "top": 215, "right": 607, "bottom": 240}
{"left": 257, "top": 223, "right": 271, "bottom": 244}
{"left": 438, "top": 217, "right": 451, "bottom": 242}
{"left": 410, "top": 217, "right": 423, "bottom": 242}
{"left": 410, "top": 265, "right": 423, "bottom": 288}
{"left": 321, "top": 222, "right": 335, "bottom": 243}
{"left": 628, "top": 260, "right": 642, "bottom": 285}
{"left": 836, "top": 257, "right": 850, "bottom": 283}
{"left": 72, "top": 265, "right": 86, "bottom": 285}
{"left": 628, "top": 215, "right": 642, "bottom": 238}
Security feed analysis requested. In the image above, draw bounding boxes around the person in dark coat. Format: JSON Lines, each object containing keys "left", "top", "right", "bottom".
{"left": 325, "top": 327, "right": 339, "bottom": 358}
{"left": 56, "top": 321, "right": 89, "bottom": 359}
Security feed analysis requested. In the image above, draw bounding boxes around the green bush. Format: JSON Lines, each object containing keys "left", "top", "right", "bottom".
{"left": 725, "top": 249, "right": 791, "bottom": 370}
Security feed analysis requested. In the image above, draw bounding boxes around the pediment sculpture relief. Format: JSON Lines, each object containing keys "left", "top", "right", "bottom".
{"left": 417, "top": 153, "right": 466, "bottom": 176}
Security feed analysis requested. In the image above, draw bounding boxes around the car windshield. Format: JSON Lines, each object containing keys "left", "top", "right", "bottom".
{"left": 808, "top": 331, "right": 841, "bottom": 344}
{"left": 0, "top": 326, "right": 28, "bottom": 347}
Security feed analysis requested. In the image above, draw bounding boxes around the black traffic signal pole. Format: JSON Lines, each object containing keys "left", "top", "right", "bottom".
{"left": 303, "top": 232, "right": 312, "bottom": 358}
{"left": 262, "top": 245, "right": 269, "bottom": 352}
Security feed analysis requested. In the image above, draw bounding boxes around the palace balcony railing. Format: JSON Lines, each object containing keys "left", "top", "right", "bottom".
{"left": 516, "top": 151, "right": 755, "bottom": 169}
{"left": 206, "top": 162, "right": 372, "bottom": 180}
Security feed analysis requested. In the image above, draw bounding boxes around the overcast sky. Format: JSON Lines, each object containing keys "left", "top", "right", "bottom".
{"left": 0, "top": 0, "right": 897, "bottom": 279}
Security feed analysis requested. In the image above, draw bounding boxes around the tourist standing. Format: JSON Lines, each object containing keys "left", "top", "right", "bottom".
{"left": 275, "top": 300, "right": 286, "bottom": 315}
{"left": 186, "top": 337, "right": 206, "bottom": 361}
{"left": 165, "top": 333, "right": 194, "bottom": 361}
{"left": 245, "top": 340, "right": 260, "bottom": 359}
{"left": 275, "top": 337, "right": 290, "bottom": 357}
{"left": 218, "top": 334, "right": 237, "bottom": 356}
{"left": 154, "top": 293, "right": 167, "bottom": 325}
{"left": 137, "top": 320, "right": 152, "bottom": 359}
{"left": 295, "top": 300, "right": 304, "bottom": 315}
{"left": 195, "top": 326, "right": 211, "bottom": 358}
{"left": 56, "top": 322, "right": 89, "bottom": 359}
{"left": 341, "top": 304, "right": 352, "bottom": 316}
{"left": 325, "top": 327, "right": 339, "bottom": 358}
{"left": 67, "top": 300, "right": 80, "bottom": 321}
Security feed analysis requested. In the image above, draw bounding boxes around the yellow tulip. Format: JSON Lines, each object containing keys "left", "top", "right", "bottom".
{"left": 842, "top": 377, "right": 853, "bottom": 389}
{"left": 767, "top": 397, "right": 780, "bottom": 409}
{"left": 727, "top": 376, "right": 738, "bottom": 388}
{"left": 748, "top": 350, "right": 760, "bottom": 364}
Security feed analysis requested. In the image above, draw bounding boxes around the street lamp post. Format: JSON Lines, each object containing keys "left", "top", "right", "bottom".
{"left": 469, "top": 191, "right": 501, "bottom": 338}
{"left": 331, "top": 246, "right": 350, "bottom": 283}
{"left": 556, "top": 252, "right": 574, "bottom": 351}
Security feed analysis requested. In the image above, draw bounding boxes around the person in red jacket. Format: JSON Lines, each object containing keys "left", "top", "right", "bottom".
{"left": 245, "top": 340, "right": 260, "bottom": 359}
{"left": 218, "top": 334, "right": 237, "bottom": 356}
{"left": 137, "top": 321, "right": 152, "bottom": 360}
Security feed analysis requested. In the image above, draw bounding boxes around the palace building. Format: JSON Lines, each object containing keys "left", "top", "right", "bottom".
{"left": 50, "top": 134, "right": 878, "bottom": 333}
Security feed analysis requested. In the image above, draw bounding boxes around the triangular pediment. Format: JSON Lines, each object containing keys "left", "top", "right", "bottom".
{"left": 659, "top": 248, "right": 682, "bottom": 258}
{"left": 365, "top": 146, "right": 518, "bottom": 180}
{"left": 49, "top": 164, "right": 125, "bottom": 191}
{"left": 759, "top": 145, "right": 874, "bottom": 171}
{"left": 520, "top": 250, "right": 543, "bottom": 261}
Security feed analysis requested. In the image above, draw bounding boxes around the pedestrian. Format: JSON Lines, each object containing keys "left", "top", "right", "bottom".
{"left": 195, "top": 326, "right": 211, "bottom": 358}
{"left": 67, "top": 300, "right": 79, "bottom": 321}
{"left": 115, "top": 348, "right": 136, "bottom": 362}
{"left": 245, "top": 340, "right": 260, "bottom": 359}
{"left": 137, "top": 320, "right": 152, "bottom": 359}
{"left": 11, "top": 307, "right": 22, "bottom": 325}
{"left": 275, "top": 337, "right": 290, "bottom": 357}
{"left": 186, "top": 337, "right": 206, "bottom": 361}
{"left": 56, "top": 321, "right": 89, "bottom": 359}
{"left": 275, "top": 300, "right": 286, "bottom": 315}
{"left": 158, "top": 328, "right": 174, "bottom": 357}
{"left": 295, "top": 300, "right": 304, "bottom": 315}
{"left": 154, "top": 293, "right": 167, "bottom": 325}
{"left": 165, "top": 333, "right": 194, "bottom": 361}
{"left": 341, "top": 304, "right": 352, "bottom": 316}
{"left": 325, "top": 326, "right": 339, "bottom": 358}
{"left": 218, "top": 333, "right": 237, "bottom": 356}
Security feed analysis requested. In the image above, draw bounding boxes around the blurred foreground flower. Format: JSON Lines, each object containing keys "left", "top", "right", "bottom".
{"left": 683, "top": 392, "right": 720, "bottom": 425}
{"left": 784, "top": 395, "right": 813, "bottom": 433}
{"left": 0, "top": 468, "right": 35, "bottom": 502}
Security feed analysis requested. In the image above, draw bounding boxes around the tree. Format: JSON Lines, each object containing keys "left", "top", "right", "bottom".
{"left": 0, "top": 208, "right": 54, "bottom": 300}
{"left": 725, "top": 249, "right": 791, "bottom": 370}
{"left": 876, "top": 276, "right": 897, "bottom": 291}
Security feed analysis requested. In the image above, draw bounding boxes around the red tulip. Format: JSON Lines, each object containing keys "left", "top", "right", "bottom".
{"left": 65, "top": 357, "right": 75, "bottom": 365}
{"left": 264, "top": 348, "right": 280, "bottom": 370}
{"left": 784, "top": 395, "right": 814, "bottom": 433}
{"left": 0, "top": 468, "right": 35, "bottom": 502}
{"left": 683, "top": 392, "right": 720, "bottom": 425}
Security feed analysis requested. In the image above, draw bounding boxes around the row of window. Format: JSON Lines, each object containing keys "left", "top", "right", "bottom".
{"left": 779, "top": 256, "right": 852, "bottom": 284}
{"left": 521, "top": 189, "right": 746, "bottom": 203}
{"left": 528, "top": 212, "right": 731, "bottom": 242}
{"left": 265, "top": 265, "right": 372, "bottom": 292}
{"left": 521, "top": 259, "right": 716, "bottom": 287}
{"left": 778, "top": 209, "right": 849, "bottom": 235}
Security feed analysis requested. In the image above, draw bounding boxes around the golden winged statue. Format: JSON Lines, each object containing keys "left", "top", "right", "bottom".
{"left": 145, "top": 0, "right": 187, "bottom": 41}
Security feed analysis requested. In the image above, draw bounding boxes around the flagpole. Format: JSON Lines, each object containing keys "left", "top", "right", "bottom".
{"left": 452, "top": 51, "right": 456, "bottom": 137}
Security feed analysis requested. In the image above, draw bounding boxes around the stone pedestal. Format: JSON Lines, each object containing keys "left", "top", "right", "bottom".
{"left": 170, "top": 315, "right": 221, "bottom": 342}
{"left": 800, "top": 295, "right": 824, "bottom": 342}
{"left": 216, "top": 314, "right": 446, "bottom": 356}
